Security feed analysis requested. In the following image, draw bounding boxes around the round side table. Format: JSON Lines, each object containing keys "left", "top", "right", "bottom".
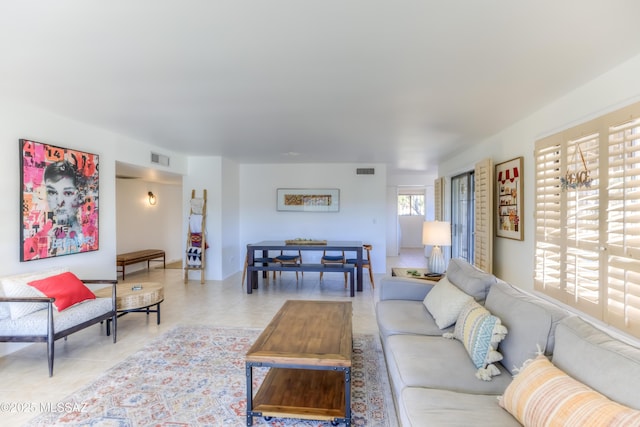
{"left": 94, "top": 282, "right": 164, "bottom": 335}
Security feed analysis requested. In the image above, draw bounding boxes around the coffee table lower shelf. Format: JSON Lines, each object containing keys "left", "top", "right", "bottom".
{"left": 247, "top": 367, "right": 350, "bottom": 426}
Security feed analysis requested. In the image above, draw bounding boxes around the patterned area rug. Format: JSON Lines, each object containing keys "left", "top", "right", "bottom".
{"left": 27, "top": 326, "right": 397, "bottom": 426}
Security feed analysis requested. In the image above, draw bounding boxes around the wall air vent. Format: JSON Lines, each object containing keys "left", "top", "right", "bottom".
{"left": 356, "top": 168, "right": 375, "bottom": 175}
{"left": 151, "top": 152, "right": 170, "bottom": 167}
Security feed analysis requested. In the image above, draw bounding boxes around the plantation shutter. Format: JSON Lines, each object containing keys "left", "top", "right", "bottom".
{"left": 474, "top": 158, "right": 493, "bottom": 273}
{"left": 535, "top": 128, "right": 602, "bottom": 319}
{"left": 606, "top": 115, "right": 640, "bottom": 334}
{"left": 434, "top": 177, "right": 444, "bottom": 221}
{"left": 564, "top": 132, "right": 601, "bottom": 319}
{"left": 534, "top": 100, "right": 640, "bottom": 338}
{"left": 534, "top": 138, "right": 564, "bottom": 300}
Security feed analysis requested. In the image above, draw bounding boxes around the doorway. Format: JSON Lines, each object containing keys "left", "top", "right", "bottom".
{"left": 115, "top": 161, "right": 184, "bottom": 268}
{"left": 397, "top": 187, "right": 426, "bottom": 248}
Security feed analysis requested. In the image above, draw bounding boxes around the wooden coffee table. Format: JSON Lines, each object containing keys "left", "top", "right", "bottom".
{"left": 246, "top": 300, "right": 353, "bottom": 426}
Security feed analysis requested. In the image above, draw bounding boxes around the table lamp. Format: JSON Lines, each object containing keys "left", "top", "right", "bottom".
{"left": 422, "top": 221, "right": 451, "bottom": 274}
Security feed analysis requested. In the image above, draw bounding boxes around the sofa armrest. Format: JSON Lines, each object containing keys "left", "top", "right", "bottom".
{"left": 0, "top": 296, "right": 54, "bottom": 303}
{"left": 379, "top": 276, "right": 435, "bottom": 301}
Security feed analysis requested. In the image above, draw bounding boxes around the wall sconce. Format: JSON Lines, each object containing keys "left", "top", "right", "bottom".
{"left": 147, "top": 191, "right": 157, "bottom": 206}
{"left": 422, "top": 221, "right": 451, "bottom": 274}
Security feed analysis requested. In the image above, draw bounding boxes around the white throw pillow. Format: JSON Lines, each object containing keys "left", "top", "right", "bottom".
{"left": 423, "top": 276, "right": 473, "bottom": 329}
{"left": 0, "top": 268, "right": 68, "bottom": 319}
{"left": 2, "top": 279, "right": 47, "bottom": 319}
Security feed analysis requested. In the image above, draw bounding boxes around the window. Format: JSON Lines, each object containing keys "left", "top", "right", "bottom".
{"left": 534, "top": 100, "right": 640, "bottom": 338}
{"left": 397, "top": 194, "right": 425, "bottom": 216}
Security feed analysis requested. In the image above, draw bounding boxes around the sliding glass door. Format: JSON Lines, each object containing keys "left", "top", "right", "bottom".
{"left": 451, "top": 171, "right": 475, "bottom": 263}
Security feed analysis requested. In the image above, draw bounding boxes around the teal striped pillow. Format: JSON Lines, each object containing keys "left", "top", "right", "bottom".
{"left": 445, "top": 299, "right": 508, "bottom": 381}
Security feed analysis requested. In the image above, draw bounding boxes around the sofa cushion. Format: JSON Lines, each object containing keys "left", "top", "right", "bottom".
{"left": 401, "top": 388, "right": 520, "bottom": 427}
{"left": 447, "top": 300, "right": 508, "bottom": 380}
{"left": 423, "top": 276, "right": 473, "bottom": 329}
{"left": 0, "top": 268, "right": 69, "bottom": 320}
{"left": 377, "top": 300, "right": 449, "bottom": 339}
{"left": 499, "top": 355, "right": 640, "bottom": 426}
{"left": 484, "top": 280, "right": 570, "bottom": 374}
{"left": 28, "top": 272, "right": 95, "bottom": 311}
{"left": 0, "top": 297, "right": 113, "bottom": 336}
{"left": 385, "top": 334, "right": 512, "bottom": 396}
{"left": 445, "top": 258, "right": 496, "bottom": 303}
{"left": 552, "top": 316, "right": 640, "bottom": 410}
{"left": 0, "top": 287, "right": 9, "bottom": 320}
{"left": 378, "top": 276, "right": 435, "bottom": 301}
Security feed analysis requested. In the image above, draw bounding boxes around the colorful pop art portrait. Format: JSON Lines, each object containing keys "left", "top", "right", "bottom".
{"left": 20, "top": 139, "right": 99, "bottom": 261}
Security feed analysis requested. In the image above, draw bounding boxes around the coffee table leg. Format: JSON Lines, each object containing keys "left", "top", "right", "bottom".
{"left": 246, "top": 363, "right": 253, "bottom": 426}
{"left": 345, "top": 367, "right": 351, "bottom": 426}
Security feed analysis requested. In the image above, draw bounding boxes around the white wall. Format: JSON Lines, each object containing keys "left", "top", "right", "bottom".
{"left": 440, "top": 52, "right": 640, "bottom": 290}
{"left": 183, "top": 156, "right": 225, "bottom": 281}
{"left": 115, "top": 178, "right": 183, "bottom": 268}
{"left": 0, "top": 102, "right": 119, "bottom": 279}
{"left": 220, "top": 158, "right": 240, "bottom": 279}
{"left": 239, "top": 164, "right": 387, "bottom": 273}
{"left": 115, "top": 138, "right": 188, "bottom": 177}
{"left": 385, "top": 187, "right": 400, "bottom": 256}
{"left": 398, "top": 216, "right": 424, "bottom": 248}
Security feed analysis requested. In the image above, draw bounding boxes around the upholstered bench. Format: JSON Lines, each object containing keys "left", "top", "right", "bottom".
{"left": 116, "top": 249, "right": 165, "bottom": 280}
{"left": 246, "top": 263, "right": 356, "bottom": 296}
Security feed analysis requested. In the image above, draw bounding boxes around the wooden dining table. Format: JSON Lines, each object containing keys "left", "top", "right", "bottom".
{"left": 245, "top": 240, "right": 364, "bottom": 294}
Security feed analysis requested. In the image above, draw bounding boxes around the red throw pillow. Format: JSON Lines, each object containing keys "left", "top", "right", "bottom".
{"left": 28, "top": 272, "right": 95, "bottom": 311}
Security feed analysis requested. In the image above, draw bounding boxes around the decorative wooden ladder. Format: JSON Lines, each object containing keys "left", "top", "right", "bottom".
{"left": 184, "top": 189, "right": 207, "bottom": 284}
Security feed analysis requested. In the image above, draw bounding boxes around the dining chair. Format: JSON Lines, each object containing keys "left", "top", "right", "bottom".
{"left": 346, "top": 244, "right": 375, "bottom": 288}
{"left": 273, "top": 250, "right": 303, "bottom": 280}
{"left": 319, "top": 250, "right": 347, "bottom": 285}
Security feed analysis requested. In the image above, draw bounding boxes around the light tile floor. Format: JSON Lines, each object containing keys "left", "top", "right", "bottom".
{"left": 0, "top": 249, "right": 427, "bottom": 425}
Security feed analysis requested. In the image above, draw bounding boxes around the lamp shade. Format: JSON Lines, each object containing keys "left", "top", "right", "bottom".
{"left": 422, "top": 221, "right": 451, "bottom": 247}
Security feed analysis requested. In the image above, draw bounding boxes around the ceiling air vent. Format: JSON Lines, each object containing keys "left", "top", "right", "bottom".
{"left": 356, "top": 168, "right": 375, "bottom": 175}
{"left": 151, "top": 152, "right": 170, "bottom": 167}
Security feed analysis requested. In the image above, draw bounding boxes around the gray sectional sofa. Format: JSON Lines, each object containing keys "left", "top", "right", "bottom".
{"left": 377, "top": 258, "right": 640, "bottom": 426}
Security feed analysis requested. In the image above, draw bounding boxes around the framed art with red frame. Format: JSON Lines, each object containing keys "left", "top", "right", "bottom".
{"left": 495, "top": 156, "right": 523, "bottom": 240}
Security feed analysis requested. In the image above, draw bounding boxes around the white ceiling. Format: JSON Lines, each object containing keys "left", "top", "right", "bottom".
{"left": 3, "top": 1, "right": 640, "bottom": 174}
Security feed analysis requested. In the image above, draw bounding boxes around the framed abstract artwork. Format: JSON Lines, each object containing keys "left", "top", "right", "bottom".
{"left": 20, "top": 139, "right": 99, "bottom": 261}
{"left": 277, "top": 188, "right": 340, "bottom": 212}
{"left": 495, "top": 156, "right": 523, "bottom": 240}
